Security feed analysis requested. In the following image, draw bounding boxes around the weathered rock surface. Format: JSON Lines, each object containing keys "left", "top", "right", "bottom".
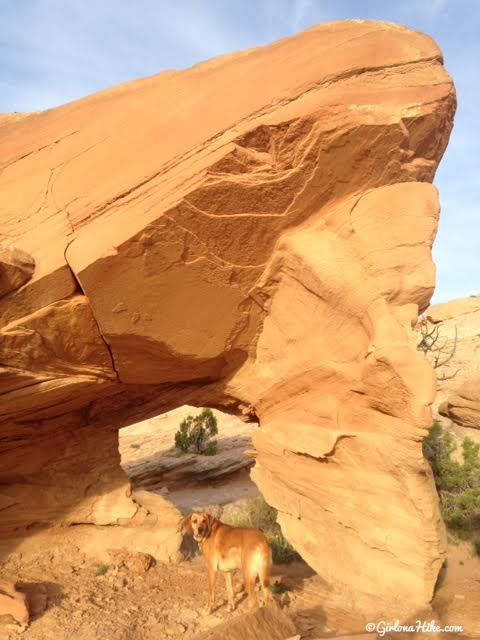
{"left": 0, "top": 580, "right": 29, "bottom": 625}
{"left": 128, "top": 488, "right": 184, "bottom": 562}
{"left": 424, "top": 296, "right": 480, "bottom": 410}
{"left": 15, "top": 582, "right": 47, "bottom": 620}
{"left": 0, "top": 20, "right": 455, "bottom": 616}
{"left": 439, "top": 375, "right": 480, "bottom": 430}
{"left": 0, "top": 244, "right": 35, "bottom": 297}
{"left": 419, "top": 296, "right": 480, "bottom": 444}
{"left": 106, "top": 548, "right": 154, "bottom": 573}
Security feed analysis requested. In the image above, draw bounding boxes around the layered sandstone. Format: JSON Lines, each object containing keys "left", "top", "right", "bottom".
{"left": 0, "top": 21, "right": 455, "bottom": 616}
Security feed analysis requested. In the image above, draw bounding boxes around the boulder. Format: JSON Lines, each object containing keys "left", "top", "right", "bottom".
{"left": 106, "top": 548, "right": 154, "bottom": 573}
{"left": 0, "top": 20, "right": 456, "bottom": 616}
{"left": 0, "top": 581, "right": 29, "bottom": 625}
{"left": 120, "top": 406, "right": 255, "bottom": 491}
{"left": 439, "top": 376, "right": 480, "bottom": 429}
{"left": 15, "top": 582, "right": 47, "bottom": 619}
{"left": 423, "top": 295, "right": 480, "bottom": 413}
{"left": 0, "top": 244, "right": 34, "bottom": 297}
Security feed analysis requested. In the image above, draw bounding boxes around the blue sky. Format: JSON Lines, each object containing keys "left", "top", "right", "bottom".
{"left": 1, "top": 1, "right": 478, "bottom": 303}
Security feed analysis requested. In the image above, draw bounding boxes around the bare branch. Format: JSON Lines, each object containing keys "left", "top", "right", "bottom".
{"left": 417, "top": 318, "right": 459, "bottom": 380}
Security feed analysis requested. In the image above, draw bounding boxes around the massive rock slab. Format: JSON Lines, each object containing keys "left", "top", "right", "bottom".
{"left": 0, "top": 21, "right": 455, "bottom": 616}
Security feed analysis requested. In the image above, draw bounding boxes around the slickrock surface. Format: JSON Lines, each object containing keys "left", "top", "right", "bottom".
{"left": 0, "top": 20, "right": 455, "bottom": 616}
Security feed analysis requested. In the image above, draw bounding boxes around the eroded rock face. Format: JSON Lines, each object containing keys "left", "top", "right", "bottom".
{"left": 191, "top": 603, "right": 296, "bottom": 640}
{"left": 0, "top": 244, "right": 35, "bottom": 297}
{"left": 0, "top": 21, "right": 455, "bottom": 615}
{"left": 439, "top": 377, "right": 480, "bottom": 429}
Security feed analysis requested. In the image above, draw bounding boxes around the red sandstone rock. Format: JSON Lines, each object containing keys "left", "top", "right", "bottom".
{"left": 0, "top": 20, "right": 456, "bottom": 616}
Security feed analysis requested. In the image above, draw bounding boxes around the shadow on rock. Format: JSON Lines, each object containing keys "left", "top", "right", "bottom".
{"left": 16, "top": 580, "right": 64, "bottom": 621}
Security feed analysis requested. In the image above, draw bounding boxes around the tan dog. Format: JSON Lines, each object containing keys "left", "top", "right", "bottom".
{"left": 184, "top": 512, "right": 272, "bottom": 613}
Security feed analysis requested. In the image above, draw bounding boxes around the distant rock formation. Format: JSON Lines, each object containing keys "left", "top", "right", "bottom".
{"left": 439, "top": 376, "right": 480, "bottom": 430}
{"left": 0, "top": 20, "right": 455, "bottom": 616}
{"left": 119, "top": 407, "right": 255, "bottom": 492}
{"left": 0, "top": 244, "right": 35, "bottom": 297}
{"left": 423, "top": 296, "right": 480, "bottom": 433}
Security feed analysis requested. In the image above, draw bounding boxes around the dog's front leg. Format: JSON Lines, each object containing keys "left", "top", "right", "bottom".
{"left": 224, "top": 572, "right": 235, "bottom": 611}
{"left": 206, "top": 565, "right": 217, "bottom": 614}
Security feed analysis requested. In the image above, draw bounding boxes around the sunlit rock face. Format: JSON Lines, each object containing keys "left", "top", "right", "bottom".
{"left": 0, "top": 20, "right": 455, "bottom": 615}
{"left": 421, "top": 296, "right": 480, "bottom": 435}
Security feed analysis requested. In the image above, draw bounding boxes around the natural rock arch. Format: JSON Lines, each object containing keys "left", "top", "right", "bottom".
{"left": 0, "top": 20, "right": 455, "bottom": 616}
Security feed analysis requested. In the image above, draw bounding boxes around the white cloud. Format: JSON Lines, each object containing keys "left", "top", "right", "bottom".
{"left": 290, "top": 0, "right": 313, "bottom": 31}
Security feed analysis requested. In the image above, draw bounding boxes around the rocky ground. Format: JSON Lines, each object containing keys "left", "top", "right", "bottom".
{"left": 1, "top": 530, "right": 480, "bottom": 640}
{"left": 0, "top": 529, "right": 370, "bottom": 640}
{"left": 1, "top": 407, "right": 480, "bottom": 639}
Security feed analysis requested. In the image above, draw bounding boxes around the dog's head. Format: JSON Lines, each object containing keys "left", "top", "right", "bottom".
{"left": 183, "top": 511, "right": 215, "bottom": 543}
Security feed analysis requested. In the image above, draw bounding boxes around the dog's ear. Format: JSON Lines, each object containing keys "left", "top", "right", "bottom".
{"left": 205, "top": 513, "right": 216, "bottom": 537}
{"left": 183, "top": 514, "right": 193, "bottom": 534}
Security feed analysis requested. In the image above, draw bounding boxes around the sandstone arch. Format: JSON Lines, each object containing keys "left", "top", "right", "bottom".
{"left": 0, "top": 20, "right": 455, "bottom": 616}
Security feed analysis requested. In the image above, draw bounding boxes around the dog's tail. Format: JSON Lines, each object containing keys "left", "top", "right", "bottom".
{"left": 259, "top": 539, "right": 272, "bottom": 594}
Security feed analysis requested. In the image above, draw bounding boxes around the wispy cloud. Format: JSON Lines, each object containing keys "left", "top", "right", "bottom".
{"left": 0, "top": 0, "right": 247, "bottom": 110}
{"left": 290, "top": 0, "right": 314, "bottom": 31}
{"left": 422, "top": 0, "right": 448, "bottom": 18}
